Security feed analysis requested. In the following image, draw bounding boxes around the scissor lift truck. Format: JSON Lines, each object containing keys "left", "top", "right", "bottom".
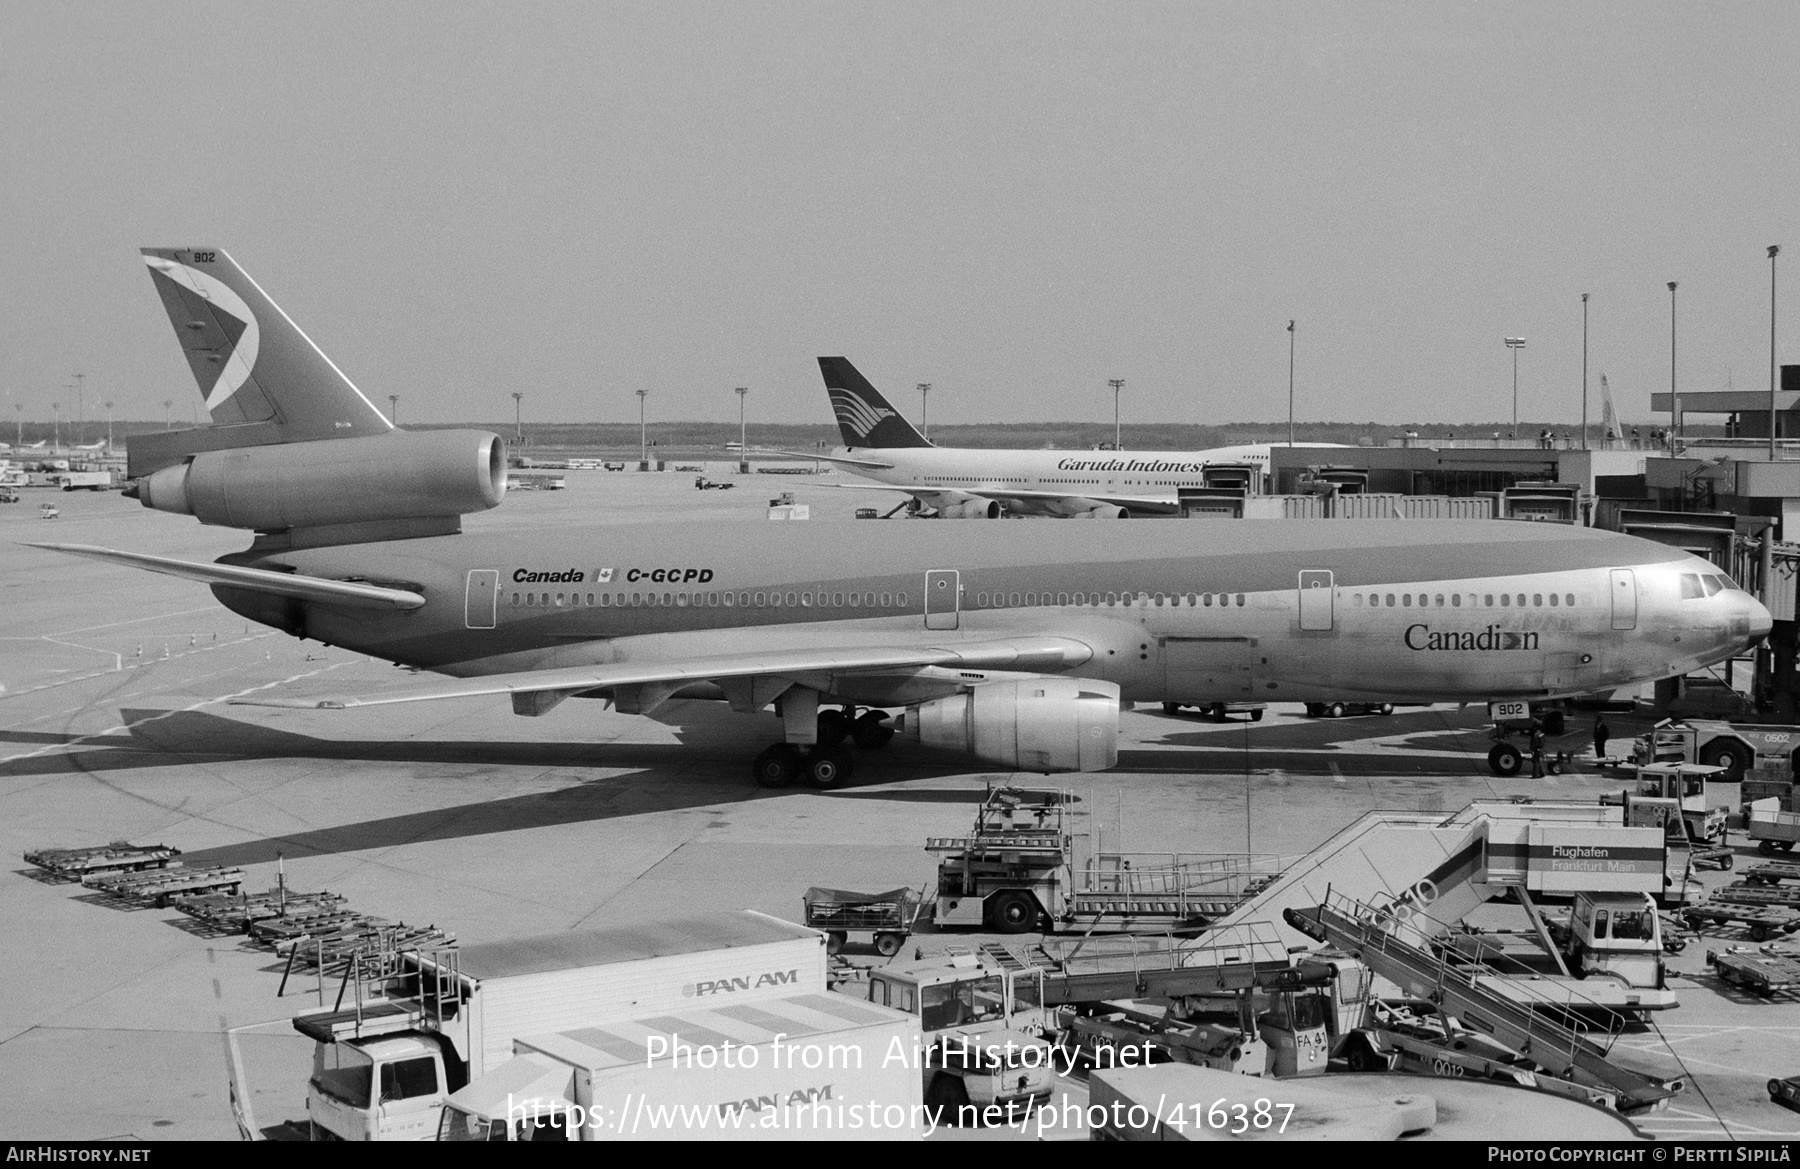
{"left": 927, "top": 786, "right": 1279, "bottom": 934}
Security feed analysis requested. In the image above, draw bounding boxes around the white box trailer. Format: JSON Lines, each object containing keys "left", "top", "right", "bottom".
{"left": 299, "top": 910, "right": 826, "bottom": 1141}
{"left": 438, "top": 992, "right": 923, "bottom": 1141}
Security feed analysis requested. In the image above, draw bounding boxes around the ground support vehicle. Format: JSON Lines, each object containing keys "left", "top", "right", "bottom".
{"left": 803, "top": 886, "right": 922, "bottom": 956}
{"left": 170, "top": 888, "right": 348, "bottom": 935}
{"left": 1305, "top": 701, "right": 1393, "bottom": 719}
{"left": 1164, "top": 700, "right": 1266, "bottom": 721}
{"left": 1749, "top": 798, "right": 1800, "bottom": 855}
{"left": 1633, "top": 719, "right": 1800, "bottom": 782}
{"left": 692, "top": 476, "right": 733, "bottom": 490}
{"left": 1608, "top": 763, "right": 1728, "bottom": 847}
{"left": 1050, "top": 1003, "right": 1270, "bottom": 1076}
{"left": 24, "top": 841, "right": 178, "bottom": 878}
{"left": 1770, "top": 1075, "right": 1800, "bottom": 1112}
{"left": 437, "top": 993, "right": 920, "bottom": 1141}
{"left": 862, "top": 948, "right": 1056, "bottom": 1123}
{"left": 295, "top": 910, "right": 826, "bottom": 1141}
{"left": 52, "top": 470, "right": 113, "bottom": 491}
{"left": 1677, "top": 901, "right": 1800, "bottom": 943}
{"left": 1706, "top": 946, "right": 1800, "bottom": 996}
{"left": 927, "top": 785, "right": 1280, "bottom": 934}
{"left": 1743, "top": 861, "right": 1800, "bottom": 886}
{"left": 80, "top": 862, "right": 243, "bottom": 906}
{"left": 37, "top": 502, "right": 57, "bottom": 519}
{"left": 0, "top": 486, "right": 18, "bottom": 503}
{"left": 1712, "top": 880, "right": 1800, "bottom": 911}
{"left": 1287, "top": 893, "right": 1684, "bottom": 1113}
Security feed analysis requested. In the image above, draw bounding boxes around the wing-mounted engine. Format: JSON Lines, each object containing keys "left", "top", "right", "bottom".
{"left": 129, "top": 430, "right": 506, "bottom": 548}
{"left": 938, "top": 499, "right": 1002, "bottom": 519}
{"left": 899, "top": 677, "right": 1119, "bottom": 772}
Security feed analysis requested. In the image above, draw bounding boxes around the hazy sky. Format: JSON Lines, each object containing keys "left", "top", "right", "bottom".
{"left": 3, "top": 2, "right": 1796, "bottom": 431}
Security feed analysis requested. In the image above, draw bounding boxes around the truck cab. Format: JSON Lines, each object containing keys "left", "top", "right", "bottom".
{"left": 1564, "top": 893, "right": 1665, "bottom": 990}
{"left": 868, "top": 950, "right": 1055, "bottom": 1122}
{"left": 307, "top": 1033, "right": 453, "bottom": 1141}
{"left": 1626, "top": 762, "right": 1727, "bottom": 845}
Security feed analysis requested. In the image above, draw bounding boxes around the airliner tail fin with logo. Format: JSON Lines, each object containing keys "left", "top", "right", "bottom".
{"left": 140, "top": 248, "right": 393, "bottom": 446}
{"left": 818, "top": 357, "right": 933, "bottom": 449}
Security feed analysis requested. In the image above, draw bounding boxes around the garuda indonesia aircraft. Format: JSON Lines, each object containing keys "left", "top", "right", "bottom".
{"left": 791, "top": 357, "right": 1345, "bottom": 518}
{"left": 31, "top": 249, "right": 1770, "bottom": 788}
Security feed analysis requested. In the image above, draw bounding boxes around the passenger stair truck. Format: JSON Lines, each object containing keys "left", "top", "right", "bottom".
{"left": 927, "top": 786, "right": 1280, "bottom": 934}
{"left": 1203, "top": 800, "right": 1679, "bottom": 1014}
{"left": 296, "top": 910, "right": 917, "bottom": 1141}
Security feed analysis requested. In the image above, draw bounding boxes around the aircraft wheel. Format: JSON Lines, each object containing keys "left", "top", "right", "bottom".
{"left": 1488, "top": 743, "right": 1523, "bottom": 777}
{"left": 1327, "top": 702, "right": 1346, "bottom": 719}
{"left": 804, "top": 745, "right": 855, "bottom": 789}
{"left": 1377, "top": 703, "right": 1394, "bottom": 716}
{"left": 988, "top": 891, "right": 1039, "bottom": 934}
{"left": 816, "top": 708, "right": 851, "bottom": 747}
{"left": 1250, "top": 708, "right": 1264, "bottom": 722}
{"left": 851, "top": 711, "right": 895, "bottom": 749}
{"left": 1162, "top": 702, "right": 1182, "bottom": 715}
{"left": 1305, "top": 703, "right": 1324, "bottom": 718}
{"left": 751, "top": 744, "right": 800, "bottom": 788}
{"left": 1210, "top": 704, "right": 1230, "bottom": 721}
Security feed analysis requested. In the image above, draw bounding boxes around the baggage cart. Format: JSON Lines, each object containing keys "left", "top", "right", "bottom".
{"left": 1678, "top": 901, "right": 1800, "bottom": 943}
{"left": 24, "top": 842, "right": 179, "bottom": 878}
{"left": 1748, "top": 798, "right": 1800, "bottom": 856}
{"left": 1707, "top": 946, "right": 1800, "bottom": 996}
{"left": 802, "top": 886, "right": 923, "bottom": 956}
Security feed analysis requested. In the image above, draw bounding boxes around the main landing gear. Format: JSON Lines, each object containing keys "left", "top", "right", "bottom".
{"left": 752, "top": 707, "right": 895, "bottom": 789}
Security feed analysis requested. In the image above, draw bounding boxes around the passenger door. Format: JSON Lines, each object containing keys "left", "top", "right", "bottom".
{"left": 1298, "top": 570, "right": 1335, "bottom": 631}
{"left": 925, "top": 569, "right": 960, "bottom": 630}
{"left": 1609, "top": 568, "right": 1637, "bottom": 631}
{"left": 465, "top": 569, "right": 499, "bottom": 629}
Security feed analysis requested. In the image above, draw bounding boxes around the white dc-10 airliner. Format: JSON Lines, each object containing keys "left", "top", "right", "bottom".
{"left": 30, "top": 248, "right": 1770, "bottom": 790}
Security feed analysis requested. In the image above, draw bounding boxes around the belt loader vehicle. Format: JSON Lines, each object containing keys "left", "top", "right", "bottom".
{"left": 437, "top": 993, "right": 920, "bottom": 1141}
{"left": 295, "top": 911, "right": 826, "bottom": 1141}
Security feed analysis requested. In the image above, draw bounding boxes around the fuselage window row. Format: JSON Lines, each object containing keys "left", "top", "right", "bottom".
{"left": 504, "top": 590, "right": 909, "bottom": 611}
{"left": 1350, "top": 591, "right": 1578, "bottom": 609}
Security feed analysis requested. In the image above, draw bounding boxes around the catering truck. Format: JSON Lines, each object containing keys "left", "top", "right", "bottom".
{"left": 437, "top": 993, "right": 921, "bottom": 1141}
{"left": 296, "top": 911, "right": 828, "bottom": 1141}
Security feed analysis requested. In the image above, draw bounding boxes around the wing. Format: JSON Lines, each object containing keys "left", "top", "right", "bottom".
{"left": 27, "top": 543, "right": 424, "bottom": 610}
{"left": 758, "top": 448, "right": 896, "bottom": 470}
{"left": 232, "top": 635, "right": 1095, "bottom": 709}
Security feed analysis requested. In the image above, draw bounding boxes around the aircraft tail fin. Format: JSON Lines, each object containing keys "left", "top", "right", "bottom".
{"left": 817, "top": 357, "right": 933, "bottom": 449}
{"left": 139, "top": 248, "right": 392, "bottom": 447}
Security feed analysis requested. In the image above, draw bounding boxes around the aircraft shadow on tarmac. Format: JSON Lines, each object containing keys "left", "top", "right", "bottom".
{"left": 2, "top": 707, "right": 997, "bottom": 867}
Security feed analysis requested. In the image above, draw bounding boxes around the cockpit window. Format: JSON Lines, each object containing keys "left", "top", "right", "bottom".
{"left": 1679, "top": 574, "right": 1704, "bottom": 600}
{"left": 1703, "top": 575, "right": 1726, "bottom": 596}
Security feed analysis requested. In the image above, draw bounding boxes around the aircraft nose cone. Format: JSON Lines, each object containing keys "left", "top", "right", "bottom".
{"left": 1747, "top": 596, "right": 1774, "bottom": 648}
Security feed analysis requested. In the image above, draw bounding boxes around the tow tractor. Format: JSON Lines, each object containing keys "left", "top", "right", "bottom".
{"left": 1606, "top": 762, "right": 1728, "bottom": 849}
{"left": 1484, "top": 700, "right": 1572, "bottom": 777}
{"left": 1632, "top": 718, "right": 1800, "bottom": 783}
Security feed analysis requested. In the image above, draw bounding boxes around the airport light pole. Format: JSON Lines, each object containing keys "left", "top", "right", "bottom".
{"left": 162, "top": 399, "right": 172, "bottom": 430}
{"left": 1287, "top": 320, "right": 1296, "bottom": 447}
{"left": 917, "top": 383, "right": 931, "bottom": 440}
{"left": 388, "top": 394, "right": 398, "bottom": 426}
{"left": 1109, "top": 378, "right": 1125, "bottom": 450}
{"left": 735, "top": 386, "right": 748, "bottom": 473}
{"left": 1667, "top": 282, "right": 1678, "bottom": 451}
{"left": 104, "top": 401, "right": 114, "bottom": 452}
{"left": 636, "top": 388, "right": 649, "bottom": 466}
{"left": 1504, "top": 338, "right": 1526, "bottom": 431}
{"left": 512, "top": 392, "right": 523, "bottom": 447}
{"left": 1772, "top": 246, "right": 1782, "bottom": 460}
{"left": 72, "top": 372, "right": 84, "bottom": 446}
{"left": 52, "top": 402, "right": 60, "bottom": 451}
{"left": 13, "top": 403, "right": 21, "bottom": 446}
{"left": 1581, "top": 295, "right": 1590, "bottom": 450}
